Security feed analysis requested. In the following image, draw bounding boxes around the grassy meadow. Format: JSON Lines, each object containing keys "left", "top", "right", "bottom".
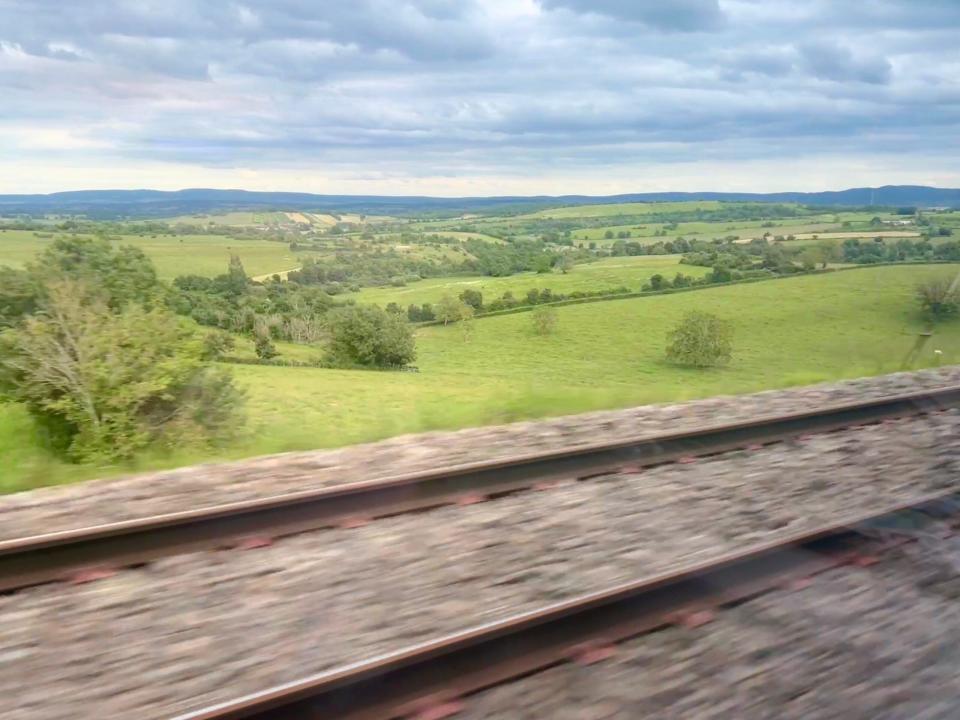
{"left": 350, "top": 255, "right": 710, "bottom": 306}
{"left": 5, "top": 263, "right": 959, "bottom": 493}
{"left": 0, "top": 229, "right": 302, "bottom": 280}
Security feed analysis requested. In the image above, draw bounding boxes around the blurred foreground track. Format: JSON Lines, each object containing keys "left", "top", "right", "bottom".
{"left": 2, "top": 385, "right": 960, "bottom": 593}
{"left": 175, "top": 491, "right": 960, "bottom": 720}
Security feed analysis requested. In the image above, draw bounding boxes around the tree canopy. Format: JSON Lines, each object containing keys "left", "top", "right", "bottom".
{"left": 325, "top": 305, "right": 416, "bottom": 368}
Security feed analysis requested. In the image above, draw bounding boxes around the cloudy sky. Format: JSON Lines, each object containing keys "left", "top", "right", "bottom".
{"left": 1, "top": 0, "right": 958, "bottom": 195}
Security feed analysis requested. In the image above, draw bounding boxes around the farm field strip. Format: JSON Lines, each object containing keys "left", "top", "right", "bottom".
{"left": 0, "top": 228, "right": 305, "bottom": 279}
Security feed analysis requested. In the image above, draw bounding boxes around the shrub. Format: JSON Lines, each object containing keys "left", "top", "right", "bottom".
{"left": 459, "top": 288, "right": 483, "bottom": 311}
{"left": 531, "top": 305, "right": 558, "bottom": 335}
{"left": 665, "top": 311, "right": 733, "bottom": 368}
{"left": 254, "top": 334, "right": 279, "bottom": 360}
{"left": 459, "top": 303, "right": 476, "bottom": 342}
{"left": 325, "top": 305, "right": 416, "bottom": 368}
{"left": 0, "top": 281, "right": 244, "bottom": 461}
{"left": 202, "top": 330, "right": 236, "bottom": 360}
{"left": 648, "top": 273, "right": 669, "bottom": 291}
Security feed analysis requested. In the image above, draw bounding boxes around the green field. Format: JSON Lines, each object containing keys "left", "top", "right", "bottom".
{"left": 350, "top": 255, "right": 710, "bottom": 306}
{"left": 572, "top": 212, "right": 904, "bottom": 245}
{"left": 5, "top": 264, "right": 959, "bottom": 493}
{"left": 418, "top": 230, "right": 506, "bottom": 243}
{"left": 166, "top": 211, "right": 266, "bottom": 226}
{"left": 523, "top": 200, "right": 725, "bottom": 218}
{"left": 0, "top": 229, "right": 302, "bottom": 280}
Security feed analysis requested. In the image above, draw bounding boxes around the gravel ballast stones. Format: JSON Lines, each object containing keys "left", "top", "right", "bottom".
{"left": 2, "top": 409, "right": 959, "bottom": 719}
{"left": 3, "top": 366, "right": 960, "bottom": 542}
{"left": 461, "top": 540, "right": 960, "bottom": 720}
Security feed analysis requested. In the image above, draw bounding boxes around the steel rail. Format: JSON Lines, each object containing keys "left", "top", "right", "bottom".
{"left": 174, "top": 491, "right": 959, "bottom": 720}
{"left": 1, "top": 385, "right": 958, "bottom": 592}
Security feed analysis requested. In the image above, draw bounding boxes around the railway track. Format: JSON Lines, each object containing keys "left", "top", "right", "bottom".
{"left": 175, "top": 491, "right": 959, "bottom": 720}
{"left": 2, "top": 385, "right": 959, "bottom": 593}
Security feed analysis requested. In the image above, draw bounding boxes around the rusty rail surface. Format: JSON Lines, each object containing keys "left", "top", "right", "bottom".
{"left": 2, "top": 385, "right": 959, "bottom": 592}
{"left": 174, "top": 491, "right": 959, "bottom": 720}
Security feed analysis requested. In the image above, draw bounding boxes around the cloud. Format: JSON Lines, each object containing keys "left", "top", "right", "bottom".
{"left": 0, "top": 0, "right": 958, "bottom": 193}
{"left": 798, "top": 42, "right": 892, "bottom": 85}
{"left": 539, "top": 0, "right": 724, "bottom": 31}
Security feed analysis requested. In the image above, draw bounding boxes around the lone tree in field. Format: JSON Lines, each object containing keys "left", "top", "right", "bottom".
{"left": 435, "top": 294, "right": 463, "bottom": 325}
{"left": 531, "top": 305, "right": 558, "bottom": 335}
{"left": 916, "top": 277, "right": 960, "bottom": 321}
{"left": 665, "top": 311, "right": 733, "bottom": 368}
{"left": 325, "top": 304, "right": 415, "bottom": 368}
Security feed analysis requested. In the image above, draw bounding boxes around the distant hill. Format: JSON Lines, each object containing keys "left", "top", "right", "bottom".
{"left": 0, "top": 185, "right": 957, "bottom": 219}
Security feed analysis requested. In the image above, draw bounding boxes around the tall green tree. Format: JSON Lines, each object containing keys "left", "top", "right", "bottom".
{"left": 325, "top": 305, "right": 416, "bottom": 368}
{"left": 35, "top": 237, "right": 161, "bottom": 310}
{"left": 458, "top": 288, "right": 483, "bottom": 311}
{"left": 916, "top": 277, "right": 960, "bottom": 320}
{"left": 222, "top": 254, "right": 249, "bottom": 297}
{"left": 435, "top": 294, "right": 463, "bottom": 325}
{"left": 0, "top": 237, "right": 162, "bottom": 326}
{"left": 0, "top": 281, "right": 244, "bottom": 461}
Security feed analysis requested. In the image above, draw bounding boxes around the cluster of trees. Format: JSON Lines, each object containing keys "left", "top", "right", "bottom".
{"left": 839, "top": 238, "right": 960, "bottom": 264}
{"left": 169, "top": 257, "right": 419, "bottom": 370}
{"left": 641, "top": 272, "right": 711, "bottom": 291}
{"left": 460, "top": 239, "right": 566, "bottom": 277}
{"left": 461, "top": 202, "right": 811, "bottom": 241}
{"left": 676, "top": 235, "right": 960, "bottom": 279}
{"left": 283, "top": 239, "right": 575, "bottom": 294}
{"left": 0, "top": 238, "right": 244, "bottom": 461}
{"left": 170, "top": 257, "right": 337, "bottom": 345}
{"left": 0, "top": 237, "right": 419, "bottom": 466}
{"left": 402, "top": 285, "right": 635, "bottom": 322}
{"left": 288, "top": 252, "right": 450, "bottom": 293}
{"left": 679, "top": 239, "right": 804, "bottom": 275}
{"left": 608, "top": 237, "right": 698, "bottom": 256}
